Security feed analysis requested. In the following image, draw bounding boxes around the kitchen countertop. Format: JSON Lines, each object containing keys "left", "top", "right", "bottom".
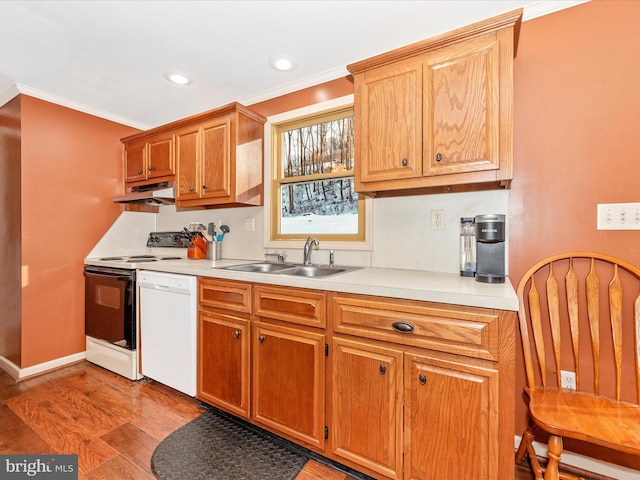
{"left": 85, "top": 257, "right": 519, "bottom": 311}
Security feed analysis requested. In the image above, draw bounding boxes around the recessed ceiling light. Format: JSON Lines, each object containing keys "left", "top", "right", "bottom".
{"left": 269, "top": 55, "right": 296, "bottom": 72}
{"left": 164, "top": 72, "right": 193, "bottom": 85}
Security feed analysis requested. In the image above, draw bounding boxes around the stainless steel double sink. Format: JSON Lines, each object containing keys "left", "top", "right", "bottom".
{"left": 224, "top": 262, "right": 359, "bottom": 278}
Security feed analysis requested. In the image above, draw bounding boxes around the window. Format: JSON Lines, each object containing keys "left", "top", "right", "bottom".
{"left": 271, "top": 104, "right": 366, "bottom": 242}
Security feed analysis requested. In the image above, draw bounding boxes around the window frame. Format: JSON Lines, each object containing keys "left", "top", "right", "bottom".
{"left": 264, "top": 95, "right": 372, "bottom": 251}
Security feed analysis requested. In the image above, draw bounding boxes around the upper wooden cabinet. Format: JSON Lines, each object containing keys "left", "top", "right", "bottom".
{"left": 347, "top": 9, "right": 522, "bottom": 196}
{"left": 175, "top": 103, "right": 266, "bottom": 208}
{"left": 124, "top": 133, "right": 174, "bottom": 185}
{"left": 121, "top": 102, "right": 265, "bottom": 208}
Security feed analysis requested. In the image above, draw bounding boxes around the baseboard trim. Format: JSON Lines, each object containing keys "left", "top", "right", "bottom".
{"left": 0, "top": 356, "right": 20, "bottom": 380}
{"left": 514, "top": 435, "right": 640, "bottom": 479}
{"left": 0, "top": 352, "right": 87, "bottom": 381}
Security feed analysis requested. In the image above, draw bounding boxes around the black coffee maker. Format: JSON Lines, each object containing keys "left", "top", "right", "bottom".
{"left": 474, "top": 214, "right": 505, "bottom": 284}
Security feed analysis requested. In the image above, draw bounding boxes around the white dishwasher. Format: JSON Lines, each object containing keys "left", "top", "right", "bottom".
{"left": 138, "top": 270, "right": 197, "bottom": 396}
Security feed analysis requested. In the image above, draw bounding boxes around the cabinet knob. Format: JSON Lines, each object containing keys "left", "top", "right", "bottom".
{"left": 392, "top": 321, "right": 414, "bottom": 334}
{"left": 379, "top": 364, "right": 387, "bottom": 375}
{"left": 401, "top": 158, "right": 408, "bottom": 166}
{"left": 258, "top": 335, "right": 266, "bottom": 343}
{"left": 137, "top": 169, "right": 142, "bottom": 174}
{"left": 435, "top": 153, "right": 443, "bottom": 162}
{"left": 202, "top": 184, "right": 209, "bottom": 189}
{"left": 419, "top": 373, "right": 427, "bottom": 385}
{"left": 233, "top": 330, "right": 241, "bottom": 339}
{"left": 189, "top": 185, "right": 195, "bottom": 192}
{"left": 148, "top": 165, "right": 152, "bottom": 171}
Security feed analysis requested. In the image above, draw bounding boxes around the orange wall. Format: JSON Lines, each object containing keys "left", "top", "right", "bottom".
{"left": 0, "top": 96, "right": 22, "bottom": 366}
{"left": 19, "top": 96, "right": 138, "bottom": 368}
{"left": 510, "top": 0, "right": 640, "bottom": 467}
{"left": 249, "top": 76, "right": 354, "bottom": 118}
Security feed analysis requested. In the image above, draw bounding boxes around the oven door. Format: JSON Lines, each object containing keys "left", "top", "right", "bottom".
{"left": 84, "top": 266, "right": 136, "bottom": 349}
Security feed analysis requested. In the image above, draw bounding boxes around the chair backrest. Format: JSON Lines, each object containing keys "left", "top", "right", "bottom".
{"left": 517, "top": 252, "right": 640, "bottom": 404}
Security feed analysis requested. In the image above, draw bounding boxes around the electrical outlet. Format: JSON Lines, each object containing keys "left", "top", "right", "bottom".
{"left": 560, "top": 370, "right": 576, "bottom": 390}
{"left": 597, "top": 202, "right": 640, "bottom": 230}
{"left": 243, "top": 217, "right": 255, "bottom": 232}
{"left": 431, "top": 209, "right": 445, "bottom": 231}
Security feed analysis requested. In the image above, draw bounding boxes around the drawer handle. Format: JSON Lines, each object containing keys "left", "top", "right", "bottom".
{"left": 258, "top": 335, "right": 266, "bottom": 343}
{"left": 392, "top": 321, "right": 414, "bottom": 334}
{"left": 419, "top": 373, "right": 427, "bottom": 385}
{"left": 401, "top": 157, "right": 408, "bottom": 167}
{"left": 379, "top": 364, "right": 387, "bottom": 375}
{"left": 137, "top": 169, "right": 142, "bottom": 174}
{"left": 233, "top": 330, "right": 241, "bottom": 339}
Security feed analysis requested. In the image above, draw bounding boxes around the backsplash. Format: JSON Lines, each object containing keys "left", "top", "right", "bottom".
{"left": 88, "top": 189, "right": 508, "bottom": 275}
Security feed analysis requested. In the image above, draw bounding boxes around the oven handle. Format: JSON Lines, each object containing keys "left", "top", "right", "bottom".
{"left": 84, "top": 271, "right": 132, "bottom": 282}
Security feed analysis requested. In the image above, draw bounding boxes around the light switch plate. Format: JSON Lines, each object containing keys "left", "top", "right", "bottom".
{"left": 597, "top": 203, "right": 640, "bottom": 230}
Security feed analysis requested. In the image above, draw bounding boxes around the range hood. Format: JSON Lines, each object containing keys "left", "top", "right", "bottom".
{"left": 113, "top": 181, "right": 175, "bottom": 205}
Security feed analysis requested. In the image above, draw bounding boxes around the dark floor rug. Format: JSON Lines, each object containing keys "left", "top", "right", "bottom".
{"left": 151, "top": 408, "right": 309, "bottom": 480}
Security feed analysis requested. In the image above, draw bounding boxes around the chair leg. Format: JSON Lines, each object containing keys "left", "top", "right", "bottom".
{"left": 516, "top": 419, "right": 538, "bottom": 463}
{"left": 544, "top": 435, "right": 563, "bottom": 480}
{"left": 516, "top": 419, "right": 545, "bottom": 479}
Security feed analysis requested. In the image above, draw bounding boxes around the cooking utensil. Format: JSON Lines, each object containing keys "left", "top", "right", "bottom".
{"left": 219, "top": 225, "right": 230, "bottom": 239}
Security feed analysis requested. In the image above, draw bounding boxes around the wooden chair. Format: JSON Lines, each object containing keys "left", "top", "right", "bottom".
{"left": 515, "top": 252, "right": 640, "bottom": 480}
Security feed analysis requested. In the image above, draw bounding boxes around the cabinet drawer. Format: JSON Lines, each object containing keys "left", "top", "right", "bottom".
{"left": 199, "top": 278, "right": 251, "bottom": 313}
{"left": 331, "top": 293, "right": 499, "bottom": 361}
{"left": 254, "top": 285, "right": 326, "bottom": 329}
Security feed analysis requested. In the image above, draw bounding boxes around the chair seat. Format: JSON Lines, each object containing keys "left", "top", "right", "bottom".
{"left": 528, "top": 388, "right": 640, "bottom": 456}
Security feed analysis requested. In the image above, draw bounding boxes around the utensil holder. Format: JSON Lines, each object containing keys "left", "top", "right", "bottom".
{"left": 207, "top": 241, "right": 222, "bottom": 260}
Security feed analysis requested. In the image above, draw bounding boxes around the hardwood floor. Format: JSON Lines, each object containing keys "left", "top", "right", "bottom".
{"left": 0, "top": 361, "right": 585, "bottom": 480}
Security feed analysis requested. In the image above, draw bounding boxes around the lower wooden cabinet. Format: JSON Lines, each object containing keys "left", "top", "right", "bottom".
{"left": 197, "top": 278, "right": 251, "bottom": 419}
{"left": 330, "top": 292, "right": 515, "bottom": 480}
{"left": 196, "top": 279, "right": 515, "bottom": 480}
{"left": 331, "top": 337, "right": 403, "bottom": 480}
{"left": 197, "top": 309, "right": 250, "bottom": 419}
{"left": 403, "top": 353, "right": 499, "bottom": 480}
{"left": 252, "top": 321, "right": 326, "bottom": 450}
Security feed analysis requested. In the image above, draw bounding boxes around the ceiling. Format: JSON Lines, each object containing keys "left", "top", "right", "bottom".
{"left": 0, "top": 0, "right": 585, "bottom": 130}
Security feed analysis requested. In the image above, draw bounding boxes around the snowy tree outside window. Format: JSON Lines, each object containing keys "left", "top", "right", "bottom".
{"left": 273, "top": 106, "right": 364, "bottom": 240}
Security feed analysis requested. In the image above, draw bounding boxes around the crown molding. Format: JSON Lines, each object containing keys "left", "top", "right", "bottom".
{"left": 522, "top": 0, "right": 589, "bottom": 21}
{"left": 239, "top": 65, "right": 350, "bottom": 107}
{"left": 0, "top": 83, "right": 152, "bottom": 130}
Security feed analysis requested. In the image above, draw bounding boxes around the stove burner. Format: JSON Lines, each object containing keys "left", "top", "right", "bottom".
{"left": 94, "top": 255, "right": 184, "bottom": 264}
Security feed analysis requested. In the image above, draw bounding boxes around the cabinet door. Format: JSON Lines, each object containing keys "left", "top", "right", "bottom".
{"left": 355, "top": 58, "right": 423, "bottom": 185}
{"left": 332, "top": 337, "right": 403, "bottom": 480}
{"left": 175, "top": 125, "right": 201, "bottom": 200}
{"left": 423, "top": 33, "right": 500, "bottom": 177}
{"left": 252, "top": 322, "right": 325, "bottom": 450}
{"left": 147, "top": 135, "right": 174, "bottom": 179}
{"left": 124, "top": 140, "right": 146, "bottom": 183}
{"left": 197, "top": 309, "right": 250, "bottom": 419}
{"left": 201, "top": 118, "right": 232, "bottom": 200}
{"left": 404, "top": 353, "right": 499, "bottom": 480}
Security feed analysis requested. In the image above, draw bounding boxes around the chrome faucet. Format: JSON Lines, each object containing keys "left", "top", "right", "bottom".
{"left": 303, "top": 236, "right": 319, "bottom": 265}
